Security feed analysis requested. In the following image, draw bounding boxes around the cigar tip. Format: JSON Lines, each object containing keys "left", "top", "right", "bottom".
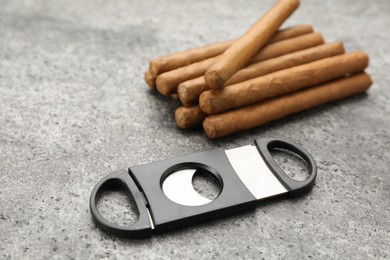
{"left": 155, "top": 76, "right": 165, "bottom": 94}
{"left": 199, "top": 92, "right": 212, "bottom": 114}
{"left": 360, "top": 51, "right": 370, "bottom": 61}
{"left": 360, "top": 72, "right": 373, "bottom": 87}
{"left": 177, "top": 84, "right": 192, "bottom": 105}
{"left": 175, "top": 107, "right": 186, "bottom": 129}
{"left": 155, "top": 74, "right": 172, "bottom": 96}
{"left": 352, "top": 51, "right": 370, "bottom": 67}
{"left": 302, "top": 24, "right": 313, "bottom": 31}
{"left": 177, "top": 83, "right": 186, "bottom": 95}
{"left": 312, "top": 32, "right": 325, "bottom": 44}
{"left": 149, "top": 56, "right": 169, "bottom": 77}
{"left": 278, "top": 0, "right": 300, "bottom": 9}
{"left": 176, "top": 106, "right": 206, "bottom": 129}
{"left": 149, "top": 61, "right": 159, "bottom": 78}
{"left": 334, "top": 41, "right": 346, "bottom": 53}
{"left": 202, "top": 118, "right": 217, "bottom": 139}
{"left": 205, "top": 68, "right": 225, "bottom": 89}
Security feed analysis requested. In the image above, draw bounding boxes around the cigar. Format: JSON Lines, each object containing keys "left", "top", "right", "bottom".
{"left": 178, "top": 76, "right": 208, "bottom": 106}
{"left": 156, "top": 56, "right": 217, "bottom": 96}
{"left": 144, "top": 70, "right": 156, "bottom": 88}
{"left": 205, "top": 0, "right": 300, "bottom": 89}
{"left": 149, "top": 24, "right": 313, "bottom": 78}
{"left": 157, "top": 32, "right": 323, "bottom": 96}
{"left": 248, "top": 32, "right": 324, "bottom": 63}
{"left": 203, "top": 72, "right": 372, "bottom": 139}
{"left": 175, "top": 106, "right": 207, "bottom": 129}
{"left": 267, "top": 24, "right": 312, "bottom": 44}
{"left": 229, "top": 41, "right": 345, "bottom": 84}
{"left": 199, "top": 51, "right": 369, "bottom": 114}
{"left": 176, "top": 42, "right": 345, "bottom": 128}
{"left": 178, "top": 41, "right": 342, "bottom": 105}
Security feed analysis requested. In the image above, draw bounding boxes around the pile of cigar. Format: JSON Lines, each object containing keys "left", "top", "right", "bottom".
{"left": 144, "top": 0, "right": 372, "bottom": 139}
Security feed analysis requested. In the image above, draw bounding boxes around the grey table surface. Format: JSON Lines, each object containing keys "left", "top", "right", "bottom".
{"left": 1, "top": 0, "right": 389, "bottom": 259}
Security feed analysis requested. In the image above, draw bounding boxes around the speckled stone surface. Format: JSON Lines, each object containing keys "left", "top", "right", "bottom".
{"left": 1, "top": 0, "right": 389, "bottom": 259}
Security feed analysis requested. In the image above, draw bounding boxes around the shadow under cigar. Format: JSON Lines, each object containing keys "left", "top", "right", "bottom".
{"left": 146, "top": 84, "right": 370, "bottom": 143}
{"left": 146, "top": 88, "right": 180, "bottom": 117}
{"left": 146, "top": 88, "right": 175, "bottom": 103}
{"left": 265, "top": 91, "right": 370, "bottom": 129}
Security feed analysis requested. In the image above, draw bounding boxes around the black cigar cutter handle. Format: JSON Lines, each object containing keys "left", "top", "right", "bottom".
{"left": 90, "top": 138, "right": 317, "bottom": 238}
{"left": 255, "top": 138, "right": 317, "bottom": 197}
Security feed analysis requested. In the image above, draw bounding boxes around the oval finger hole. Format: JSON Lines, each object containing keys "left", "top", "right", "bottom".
{"left": 96, "top": 181, "right": 139, "bottom": 226}
{"left": 270, "top": 148, "right": 310, "bottom": 181}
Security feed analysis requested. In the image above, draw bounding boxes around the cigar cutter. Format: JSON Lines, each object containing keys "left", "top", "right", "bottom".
{"left": 90, "top": 138, "right": 317, "bottom": 238}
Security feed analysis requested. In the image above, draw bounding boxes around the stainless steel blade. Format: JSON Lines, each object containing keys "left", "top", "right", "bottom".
{"left": 225, "top": 145, "right": 287, "bottom": 200}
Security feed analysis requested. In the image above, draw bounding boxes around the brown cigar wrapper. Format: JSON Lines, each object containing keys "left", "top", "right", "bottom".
{"left": 149, "top": 24, "right": 312, "bottom": 78}
{"left": 205, "top": 0, "right": 300, "bottom": 89}
{"left": 175, "top": 106, "right": 207, "bottom": 129}
{"left": 176, "top": 71, "right": 371, "bottom": 130}
{"left": 158, "top": 32, "right": 323, "bottom": 96}
{"left": 156, "top": 56, "right": 217, "bottom": 96}
{"left": 248, "top": 32, "right": 324, "bottom": 63}
{"left": 228, "top": 41, "right": 344, "bottom": 84}
{"left": 267, "top": 24, "right": 312, "bottom": 44}
{"left": 150, "top": 41, "right": 232, "bottom": 79}
{"left": 202, "top": 72, "right": 372, "bottom": 139}
{"left": 178, "top": 40, "right": 341, "bottom": 105}
{"left": 199, "top": 51, "right": 369, "bottom": 114}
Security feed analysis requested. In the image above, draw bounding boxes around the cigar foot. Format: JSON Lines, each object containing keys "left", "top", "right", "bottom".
{"left": 198, "top": 92, "right": 216, "bottom": 115}
{"left": 177, "top": 83, "right": 190, "bottom": 103}
{"left": 205, "top": 69, "right": 224, "bottom": 89}
{"left": 175, "top": 106, "right": 207, "bottom": 129}
{"left": 202, "top": 119, "right": 218, "bottom": 139}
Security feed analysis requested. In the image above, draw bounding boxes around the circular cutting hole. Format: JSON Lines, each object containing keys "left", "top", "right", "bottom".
{"left": 162, "top": 166, "right": 222, "bottom": 206}
{"left": 270, "top": 148, "right": 310, "bottom": 181}
{"left": 192, "top": 169, "right": 221, "bottom": 201}
{"left": 96, "top": 181, "right": 139, "bottom": 226}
